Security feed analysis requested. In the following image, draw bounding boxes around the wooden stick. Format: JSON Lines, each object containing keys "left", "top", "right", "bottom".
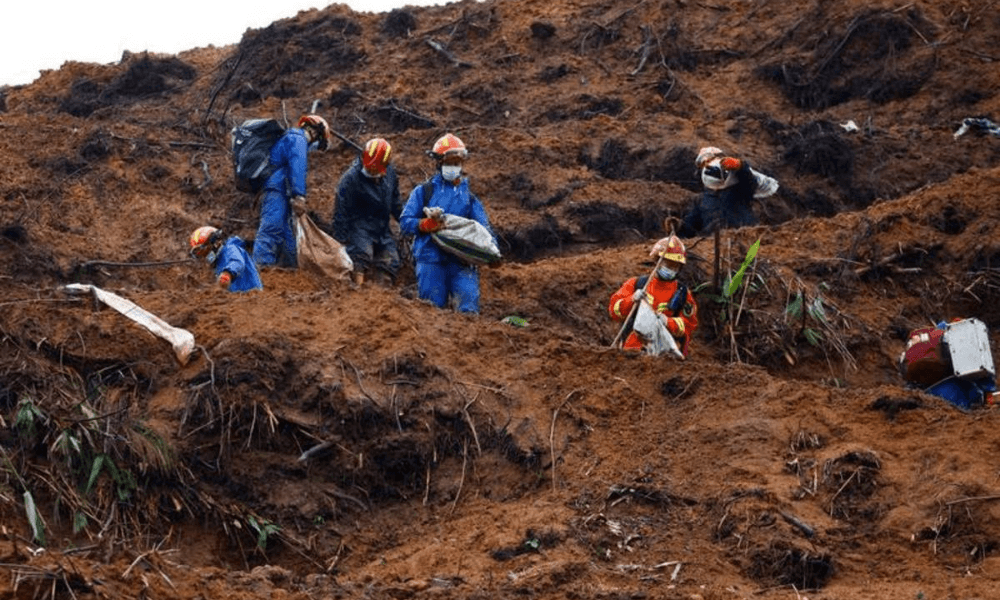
{"left": 779, "top": 510, "right": 816, "bottom": 538}
{"left": 945, "top": 494, "right": 1000, "bottom": 505}
{"left": 76, "top": 258, "right": 194, "bottom": 269}
{"left": 330, "top": 129, "right": 363, "bottom": 153}
{"left": 449, "top": 441, "right": 468, "bottom": 515}
{"left": 425, "top": 38, "right": 474, "bottom": 67}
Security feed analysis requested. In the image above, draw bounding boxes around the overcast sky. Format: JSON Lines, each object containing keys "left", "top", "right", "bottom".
{"left": 2, "top": 1, "right": 445, "bottom": 87}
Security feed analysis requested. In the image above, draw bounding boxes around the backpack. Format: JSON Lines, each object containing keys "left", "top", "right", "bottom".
{"left": 898, "top": 318, "right": 995, "bottom": 388}
{"left": 899, "top": 325, "right": 950, "bottom": 387}
{"left": 231, "top": 118, "right": 285, "bottom": 193}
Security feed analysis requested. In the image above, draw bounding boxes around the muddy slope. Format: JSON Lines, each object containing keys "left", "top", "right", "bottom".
{"left": 2, "top": 1, "right": 1000, "bottom": 599}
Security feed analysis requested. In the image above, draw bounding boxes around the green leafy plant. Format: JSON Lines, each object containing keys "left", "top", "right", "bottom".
{"left": 785, "top": 285, "right": 831, "bottom": 347}
{"left": 15, "top": 397, "right": 45, "bottom": 439}
{"left": 23, "top": 491, "right": 45, "bottom": 545}
{"left": 727, "top": 237, "right": 761, "bottom": 298}
{"left": 85, "top": 454, "right": 137, "bottom": 501}
{"left": 248, "top": 515, "right": 281, "bottom": 550}
{"left": 73, "top": 511, "right": 88, "bottom": 534}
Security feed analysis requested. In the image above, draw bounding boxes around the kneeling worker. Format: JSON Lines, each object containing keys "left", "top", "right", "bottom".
{"left": 189, "top": 226, "right": 263, "bottom": 292}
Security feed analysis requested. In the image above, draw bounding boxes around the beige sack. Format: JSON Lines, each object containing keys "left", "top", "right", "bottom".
{"left": 60, "top": 284, "right": 196, "bottom": 365}
{"left": 295, "top": 215, "right": 353, "bottom": 282}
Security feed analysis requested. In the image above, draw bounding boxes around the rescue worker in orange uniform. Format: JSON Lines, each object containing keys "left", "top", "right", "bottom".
{"left": 609, "top": 235, "right": 698, "bottom": 356}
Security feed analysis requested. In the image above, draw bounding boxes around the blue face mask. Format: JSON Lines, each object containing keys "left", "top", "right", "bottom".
{"left": 656, "top": 266, "right": 678, "bottom": 280}
{"left": 308, "top": 140, "right": 321, "bottom": 153}
{"left": 205, "top": 250, "right": 218, "bottom": 265}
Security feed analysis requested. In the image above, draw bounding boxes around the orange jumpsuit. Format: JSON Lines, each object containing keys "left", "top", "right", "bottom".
{"left": 609, "top": 275, "right": 698, "bottom": 356}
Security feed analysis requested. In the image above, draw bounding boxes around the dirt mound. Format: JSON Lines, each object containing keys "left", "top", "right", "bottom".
{"left": 3, "top": 0, "right": 1000, "bottom": 599}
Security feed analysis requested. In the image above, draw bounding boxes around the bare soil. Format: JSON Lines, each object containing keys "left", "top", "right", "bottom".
{"left": 3, "top": 0, "right": 1000, "bottom": 598}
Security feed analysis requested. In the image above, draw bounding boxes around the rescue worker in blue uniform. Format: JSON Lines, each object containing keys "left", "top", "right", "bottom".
{"left": 252, "top": 114, "right": 331, "bottom": 268}
{"left": 189, "top": 226, "right": 263, "bottom": 292}
{"left": 332, "top": 138, "right": 403, "bottom": 286}
{"left": 399, "top": 133, "right": 496, "bottom": 313}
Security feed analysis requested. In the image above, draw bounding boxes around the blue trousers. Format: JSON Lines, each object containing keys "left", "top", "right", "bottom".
{"left": 415, "top": 260, "right": 480, "bottom": 313}
{"left": 252, "top": 190, "right": 297, "bottom": 267}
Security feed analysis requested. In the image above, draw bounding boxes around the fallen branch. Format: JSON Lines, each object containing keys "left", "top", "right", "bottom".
{"left": 461, "top": 394, "right": 482, "bottom": 456}
{"left": 331, "top": 129, "right": 363, "bottom": 153}
{"left": 425, "top": 38, "right": 474, "bottom": 67}
{"left": 449, "top": 441, "right": 468, "bottom": 515}
{"left": 204, "top": 52, "right": 243, "bottom": 124}
{"left": 322, "top": 487, "right": 368, "bottom": 512}
{"left": 945, "top": 494, "right": 1000, "bottom": 505}
{"left": 196, "top": 160, "right": 212, "bottom": 191}
{"left": 298, "top": 441, "right": 334, "bottom": 462}
{"left": 382, "top": 99, "right": 436, "bottom": 128}
{"left": 780, "top": 510, "right": 816, "bottom": 538}
{"left": 76, "top": 258, "right": 194, "bottom": 270}
{"left": 631, "top": 26, "right": 659, "bottom": 76}
{"left": 550, "top": 389, "right": 581, "bottom": 492}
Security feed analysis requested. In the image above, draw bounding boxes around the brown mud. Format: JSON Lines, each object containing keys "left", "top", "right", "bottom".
{"left": 3, "top": 0, "right": 1000, "bottom": 598}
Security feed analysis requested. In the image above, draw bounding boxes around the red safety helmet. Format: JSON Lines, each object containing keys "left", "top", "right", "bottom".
{"left": 362, "top": 138, "right": 392, "bottom": 175}
{"left": 430, "top": 133, "right": 468, "bottom": 159}
{"left": 657, "top": 235, "right": 687, "bottom": 265}
{"left": 297, "top": 114, "right": 331, "bottom": 151}
{"left": 189, "top": 226, "right": 222, "bottom": 259}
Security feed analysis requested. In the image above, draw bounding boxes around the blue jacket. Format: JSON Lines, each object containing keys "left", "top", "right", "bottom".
{"left": 400, "top": 174, "right": 494, "bottom": 264}
{"left": 263, "top": 128, "right": 308, "bottom": 196}
{"left": 215, "top": 237, "right": 263, "bottom": 292}
{"left": 333, "top": 158, "right": 403, "bottom": 242}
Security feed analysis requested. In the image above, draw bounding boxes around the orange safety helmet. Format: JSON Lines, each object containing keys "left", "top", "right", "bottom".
{"left": 297, "top": 114, "right": 331, "bottom": 151}
{"left": 189, "top": 226, "right": 222, "bottom": 259}
{"left": 361, "top": 138, "right": 392, "bottom": 175}
{"left": 656, "top": 235, "right": 687, "bottom": 265}
{"left": 430, "top": 133, "right": 468, "bottom": 159}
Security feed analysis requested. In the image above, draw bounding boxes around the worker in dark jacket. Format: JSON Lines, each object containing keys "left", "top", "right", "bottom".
{"left": 332, "top": 138, "right": 403, "bottom": 286}
{"left": 679, "top": 146, "right": 779, "bottom": 237}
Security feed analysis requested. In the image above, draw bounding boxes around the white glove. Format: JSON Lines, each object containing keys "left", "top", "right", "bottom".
{"left": 423, "top": 206, "right": 444, "bottom": 220}
{"left": 290, "top": 196, "right": 307, "bottom": 217}
{"left": 632, "top": 289, "right": 646, "bottom": 303}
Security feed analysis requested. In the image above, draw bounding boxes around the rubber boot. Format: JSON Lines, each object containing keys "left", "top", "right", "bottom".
{"left": 372, "top": 269, "right": 394, "bottom": 287}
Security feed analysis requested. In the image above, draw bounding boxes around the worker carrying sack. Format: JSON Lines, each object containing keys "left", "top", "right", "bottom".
{"left": 423, "top": 206, "right": 501, "bottom": 266}
{"left": 231, "top": 118, "right": 284, "bottom": 193}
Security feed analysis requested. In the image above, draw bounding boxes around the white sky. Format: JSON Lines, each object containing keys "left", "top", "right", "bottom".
{"left": 2, "top": 1, "right": 445, "bottom": 87}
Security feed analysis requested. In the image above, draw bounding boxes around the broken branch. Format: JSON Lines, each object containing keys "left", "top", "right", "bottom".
{"left": 425, "top": 38, "right": 474, "bottom": 67}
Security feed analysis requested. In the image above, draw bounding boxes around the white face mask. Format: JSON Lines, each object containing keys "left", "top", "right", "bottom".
{"left": 362, "top": 167, "right": 383, "bottom": 179}
{"left": 656, "top": 266, "right": 678, "bottom": 280}
{"left": 441, "top": 165, "right": 462, "bottom": 181}
{"left": 308, "top": 140, "right": 321, "bottom": 153}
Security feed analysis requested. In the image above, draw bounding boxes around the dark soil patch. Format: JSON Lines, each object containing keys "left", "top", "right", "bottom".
{"left": 757, "top": 9, "right": 937, "bottom": 110}
{"left": 381, "top": 9, "right": 417, "bottom": 37}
